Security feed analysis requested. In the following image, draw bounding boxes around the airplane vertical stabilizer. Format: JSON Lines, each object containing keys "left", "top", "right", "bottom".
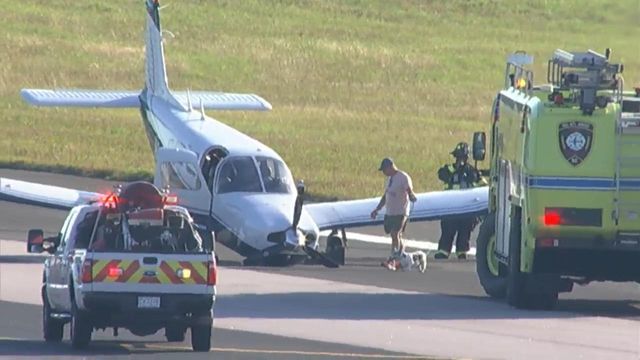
{"left": 144, "top": 0, "right": 171, "bottom": 98}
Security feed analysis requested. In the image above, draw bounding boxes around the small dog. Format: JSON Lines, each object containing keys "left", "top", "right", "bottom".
{"left": 383, "top": 250, "right": 427, "bottom": 272}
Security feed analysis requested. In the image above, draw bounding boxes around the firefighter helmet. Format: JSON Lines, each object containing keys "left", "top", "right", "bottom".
{"left": 451, "top": 142, "right": 470, "bottom": 158}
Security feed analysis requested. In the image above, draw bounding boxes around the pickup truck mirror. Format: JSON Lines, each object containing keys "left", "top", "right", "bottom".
{"left": 27, "top": 229, "right": 49, "bottom": 253}
{"left": 472, "top": 132, "right": 486, "bottom": 162}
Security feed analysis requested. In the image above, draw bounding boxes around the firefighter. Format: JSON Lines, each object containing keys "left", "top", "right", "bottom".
{"left": 434, "top": 142, "right": 482, "bottom": 260}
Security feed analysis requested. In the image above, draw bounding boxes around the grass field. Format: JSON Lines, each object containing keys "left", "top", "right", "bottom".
{"left": 0, "top": 0, "right": 638, "bottom": 200}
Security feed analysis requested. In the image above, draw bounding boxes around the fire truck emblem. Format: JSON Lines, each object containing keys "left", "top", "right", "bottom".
{"left": 559, "top": 121, "right": 593, "bottom": 166}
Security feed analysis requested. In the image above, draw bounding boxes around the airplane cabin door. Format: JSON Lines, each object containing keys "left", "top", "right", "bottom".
{"left": 154, "top": 148, "right": 211, "bottom": 215}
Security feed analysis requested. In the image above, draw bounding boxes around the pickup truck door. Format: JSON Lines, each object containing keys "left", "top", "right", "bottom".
{"left": 58, "top": 207, "right": 97, "bottom": 312}
{"left": 154, "top": 148, "right": 211, "bottom": 216}
{"left": 48, "top": 207, "right": 79, "bottom": 310}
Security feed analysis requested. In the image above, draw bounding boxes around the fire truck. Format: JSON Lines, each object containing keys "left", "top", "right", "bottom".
{"left": 27, "top": 181, "right": 217, "bottom": 351}
{"left": 474, "top": 48, "right": 640, "bottom": 309}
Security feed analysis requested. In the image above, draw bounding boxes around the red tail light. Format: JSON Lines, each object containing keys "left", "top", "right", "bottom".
{"left": 107, "top": 266, "right": 123, "bottom": 278}
{"left": 207, "top": 259, "right": 217, "bottom": 286}
{"left": 544, "top": 211, "right": 562, "bottom": 226}
{"left": 81, "top": 259, "right": 93, "bottom": 283}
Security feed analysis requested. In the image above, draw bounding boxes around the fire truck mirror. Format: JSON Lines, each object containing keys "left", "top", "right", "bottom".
{"left": 472, "top": 132, "right": 486, "bottom": 162}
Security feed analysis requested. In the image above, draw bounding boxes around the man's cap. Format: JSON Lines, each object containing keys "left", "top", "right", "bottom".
{"left": 378, "top": 157, "right": 395, "bottom": 171}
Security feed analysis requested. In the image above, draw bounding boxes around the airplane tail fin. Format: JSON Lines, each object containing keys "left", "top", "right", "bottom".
{"left": 144, "top": 0, "right": 170, "bottom": 96}
{"left": 20, "top": 0, "right": 272, "bottom": 111}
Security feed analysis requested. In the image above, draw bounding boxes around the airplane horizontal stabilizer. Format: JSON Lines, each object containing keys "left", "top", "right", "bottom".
{"left": 0, "top": 177, "right": 102, "bottom": 210}
{"left": 304, "top": 186, "right": 489, "bottom": 231}
{"left": 21, "top": 89, "right": 140, "bottom": 108}
{"left": 173, "top": 91, "right": 272, "bottom": 111}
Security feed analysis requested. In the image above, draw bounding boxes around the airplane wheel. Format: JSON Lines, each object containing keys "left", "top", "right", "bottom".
{"left": 325, "top": 235, "right": 345, "bottom": 265}
{"left": 263, "top": 254, "right": 295, "bottom": 267}
{"left": 326, "top": 235, "right": 343, "bottom": 253}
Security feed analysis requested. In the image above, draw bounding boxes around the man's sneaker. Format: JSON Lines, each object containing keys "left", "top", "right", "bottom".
{"left": 457, "top": 252, "right": 467, "bottom": 260}
{"left": 434, "top": 251, "right": 449, "bottom": 260}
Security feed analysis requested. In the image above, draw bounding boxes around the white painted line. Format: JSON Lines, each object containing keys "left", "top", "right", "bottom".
{"left": 321, "top": 231, "right": 477, "bottom": 256}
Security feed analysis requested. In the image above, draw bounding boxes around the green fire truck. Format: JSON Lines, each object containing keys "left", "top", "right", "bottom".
{"left": 474, "top": 48, "right": 640, "bottom": 310}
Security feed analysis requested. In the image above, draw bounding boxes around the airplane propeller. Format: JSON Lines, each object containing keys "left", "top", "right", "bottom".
{"left": 292, "top": 180, "right": 304, "bottom": 230}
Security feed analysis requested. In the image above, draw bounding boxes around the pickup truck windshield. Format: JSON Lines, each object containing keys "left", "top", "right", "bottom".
{"left": 89, "top": 209, "right": 203, "bottom": 253}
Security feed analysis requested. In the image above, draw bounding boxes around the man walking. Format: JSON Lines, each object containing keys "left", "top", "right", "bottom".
{"left": 434, "top": 142, "right": 483, "bottom": 260}
{"left": 370, "top": 158, "right": 417, "bottom": 269}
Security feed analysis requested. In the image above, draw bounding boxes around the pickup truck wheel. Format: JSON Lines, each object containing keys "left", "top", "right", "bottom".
{"left": 165, "top": 326, "right": 186, "bottom": 342}
{"left": 475, "top": 214, "right": 507, "bottom": 299}
{"left": 190, "top": 320, "right": 212, "bottom": 352}
{"left": 42, "top": 289, "right": 63, "bottom": 342}
{"left": 70, "top": 303, "right": 92, "bottom": 349}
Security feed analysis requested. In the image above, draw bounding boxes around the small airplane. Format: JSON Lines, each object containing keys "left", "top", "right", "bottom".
{"left": 0, "top": 0, "right": 488, "bottom": 267}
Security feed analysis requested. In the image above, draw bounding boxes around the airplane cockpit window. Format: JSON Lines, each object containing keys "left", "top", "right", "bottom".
{"left": 256, "top": 157, "right": 294, "bottom": 194}
{"left": 217, "top": 157, "right": 263, "bottom": 194}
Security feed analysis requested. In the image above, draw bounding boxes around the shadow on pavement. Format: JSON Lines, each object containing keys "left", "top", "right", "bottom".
{"left": 215, "top": 291, "right": 640, "bottom": 321}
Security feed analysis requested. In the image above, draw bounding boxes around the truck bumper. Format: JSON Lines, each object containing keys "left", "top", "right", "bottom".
{"left": 534, "top": 248, "right": 640, "bottom": 281}
{"left": 82, "top": 292, "right": 215, "bottom": 329}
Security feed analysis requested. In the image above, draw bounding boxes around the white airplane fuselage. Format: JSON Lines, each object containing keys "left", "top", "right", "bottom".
{"left": 139, "top": 92, "right": 320, "bottom": 259}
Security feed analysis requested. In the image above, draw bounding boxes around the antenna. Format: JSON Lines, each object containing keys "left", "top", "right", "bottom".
{"left": 186, "top": 89, "right": 193, "bottom": 111}
{"left": 200, "top": 99, "right": 205, "bottom": 120}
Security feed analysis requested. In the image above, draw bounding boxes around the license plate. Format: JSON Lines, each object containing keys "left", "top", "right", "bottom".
{"left": 137, "top": 296, "right": 160, "bottom": 308}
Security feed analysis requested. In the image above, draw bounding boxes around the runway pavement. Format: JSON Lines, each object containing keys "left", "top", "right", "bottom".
{"left": 2, "top": 170, "right": 640, "bottom": 359}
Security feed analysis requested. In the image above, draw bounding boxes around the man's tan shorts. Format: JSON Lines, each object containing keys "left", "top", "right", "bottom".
{"left": 384, "top": 215, "right": 407, "bottom": 234}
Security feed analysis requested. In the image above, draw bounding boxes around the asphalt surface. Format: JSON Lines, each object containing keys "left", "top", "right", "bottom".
{"left": 3, "top": 169, "right": 640, "bottom": 359}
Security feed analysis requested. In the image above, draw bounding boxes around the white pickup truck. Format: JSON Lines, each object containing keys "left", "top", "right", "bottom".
{"left": 27, "top": 182, "right": 217, "bottom": 351}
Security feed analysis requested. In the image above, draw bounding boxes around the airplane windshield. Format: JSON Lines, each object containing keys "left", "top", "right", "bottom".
{"left": 217, "top": 156, "right": 263, "bottom": 194}
{"left": 256, "top": 156, "right": 294, "bottom": 194}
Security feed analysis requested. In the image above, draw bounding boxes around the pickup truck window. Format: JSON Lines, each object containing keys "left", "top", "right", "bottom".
{"left": 58, "top": 207, "right": 80, "bottom": 252}
{"left": 69, "top": 209, "right": 99, "bottom": 250}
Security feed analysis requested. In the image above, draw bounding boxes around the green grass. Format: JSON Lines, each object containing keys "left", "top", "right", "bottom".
{"left": 0, "top": 0, "right": 638, "bottom": 199}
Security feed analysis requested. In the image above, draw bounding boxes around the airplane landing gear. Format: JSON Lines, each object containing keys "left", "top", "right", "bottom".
{"left": 325, "top": 229, "right": 346, "bottom": 266}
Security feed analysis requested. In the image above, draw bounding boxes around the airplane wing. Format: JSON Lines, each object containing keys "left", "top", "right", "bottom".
{"left": 172, "top": 91, "right": 272, "bottom": 111}
{"left": 21, "top": 89, "right": 141, "bottom": 108}
{"left": 0, "top": 178, "right": 103, "bottom": 210}
{"left": 304, "top": 187, "right": 489, "bottom": 231}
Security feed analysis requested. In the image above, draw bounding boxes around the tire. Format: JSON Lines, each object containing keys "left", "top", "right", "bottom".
{"left": 325, "top": 235, "right": 345, "bottom": 265}
{"left": 505, "top": 208, "right": 558, "bottom": 310}
{"left": 70, "top": 301, "right": 92, "bottom": 349}
{"left": 326, "top": 235, "right": 343, "bottom": 253}
{"left": 506, "top": 208, "right": 528, "bottom": 308}
{"left": 42, "top": 288, "right": 63, "bottom": 342}
{"left": 165, "top": 326, "right": 186, "bottom": 342}
{"left": 191, "top": 321, "right": 212, "bottom": 352}
{"left": 475, "top": 214, "right": 507, "bottom": 299}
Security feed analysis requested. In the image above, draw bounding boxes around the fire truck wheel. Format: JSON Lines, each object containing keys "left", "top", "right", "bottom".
{"left": 475, "top": 214, "right": 507, "bottom": 299}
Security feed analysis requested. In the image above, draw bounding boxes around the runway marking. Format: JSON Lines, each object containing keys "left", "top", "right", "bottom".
{"left": 0, "top": 338, "right": 431, "bottom": 358}
{"left": 145, "top": 343, "right": 433, "bottom": 358}
{"left": 326, "top": 231, "right": 477, "bottom": 256}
